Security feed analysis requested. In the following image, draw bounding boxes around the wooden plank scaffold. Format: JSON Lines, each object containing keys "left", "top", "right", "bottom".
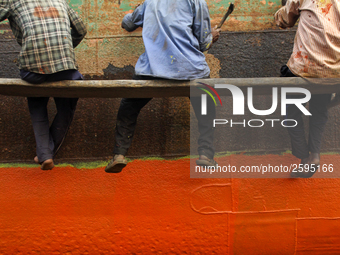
{"left": 1, "top": 77, "right": 340, "bottom": 98}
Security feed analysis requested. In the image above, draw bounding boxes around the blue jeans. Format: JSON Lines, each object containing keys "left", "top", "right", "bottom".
{"left": 20, "top": 69, "right": 83, "bottom": 163}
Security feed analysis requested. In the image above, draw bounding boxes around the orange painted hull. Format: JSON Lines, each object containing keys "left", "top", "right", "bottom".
{"left": 1, "top": 154, "right": 340, "bottom": 254}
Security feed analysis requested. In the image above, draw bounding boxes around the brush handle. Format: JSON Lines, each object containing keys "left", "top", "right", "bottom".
{"left": 217, "top": 3, "right": 235, "bottom": 29}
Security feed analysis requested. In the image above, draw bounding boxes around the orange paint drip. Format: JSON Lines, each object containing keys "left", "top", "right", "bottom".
{"left": 321, "top": 3, "right": 332, "bottom": 15}
{"left": 294, "top": 51, "right": 302, "bottom": 58}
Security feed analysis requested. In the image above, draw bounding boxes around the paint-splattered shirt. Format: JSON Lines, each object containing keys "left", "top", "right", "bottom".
{"left": 122, "top": 0, "right": 212, "bottom": 80}
{"left": 0, "top": 0, "right": 87, "bottom": 74}
{"left": 275, "top": 0, "right": 340, "bottom": 78}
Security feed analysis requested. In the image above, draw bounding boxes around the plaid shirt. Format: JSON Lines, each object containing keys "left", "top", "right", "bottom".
{"left": 0, "top": 0, "right": 87, "bottom": 74}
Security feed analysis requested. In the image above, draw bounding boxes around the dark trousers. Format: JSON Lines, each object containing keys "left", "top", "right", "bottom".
{"left": 20, "top": 69, "right": 83, "bottom": 163}
{"left": 280, "top": 65, "right": 331, "bottom": 159}
{"left": 113, "top": 75, "right": 216, "bottom": 159}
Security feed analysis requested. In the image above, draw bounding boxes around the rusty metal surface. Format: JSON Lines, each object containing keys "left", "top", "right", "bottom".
{"left": 0, "top": 0, "right": 283, "bottom": 78}
{"left": 81, "top": 0, "right": 281, "bottom": 78}
{"left": 74, "top": 0, "right": 282, "bottom": 78}
{"left": 208, "top": 29, "right": 297, "bottom": 78}
{"left": 1, "top": 29, "right": 340, "bottom": 161}
{"left": 0, "top": 95, "right": 190, "bottom": 161}
{"left": 1, "top": 2, "right": 340, "bottom": 161}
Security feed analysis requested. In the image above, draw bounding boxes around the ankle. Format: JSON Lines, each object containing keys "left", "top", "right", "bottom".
{"left": 300, "top": 157, "right": 309, "bottom": 165}
{"left": 114, "top": 154, "right": 126, "bottom": 160}
{"left": 41, "top": 159, "right": 54, "bottom": 170}
{"left": 199, "top": 155, "right": 213, "bottom": 161}
{"left": 309, "top": 153, "right": 320, "bottom": 165}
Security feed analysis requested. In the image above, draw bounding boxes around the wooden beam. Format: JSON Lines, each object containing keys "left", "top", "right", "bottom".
{"left": 1, "top": 77, "right": 340, "bottom": 98}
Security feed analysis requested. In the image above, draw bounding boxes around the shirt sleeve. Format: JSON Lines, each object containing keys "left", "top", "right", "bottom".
{"left": 8, "top": 17, "right": 23, "bottom": 46}
{"left": 121, "top": 4, "right": 145, "bottom": 32}
{"left": 274, "top": 0, "right": 302, "bottom": 28}
{"left": 0, "top": 0, "right": 10, "bottom": 22}
{"left": 0, "top": 2, "right": 23, "bottom": 46}
{"left": 192, "top": 0, "right": 213, "bottom": 52}
{"left": 68, "top": 6, "right": 87, "bottom": 48}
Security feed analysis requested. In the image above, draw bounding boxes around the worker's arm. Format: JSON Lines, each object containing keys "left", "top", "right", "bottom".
{"left": 275, "top": 0, "right": 302, "bottom": 28}
{"left": 122, "top": 3, "right": 145, "bottom": 32}
{"left": 68, "top": 6, "right": 87, "bottom": 48}
{"left": 192, "top": 0, "right": 220, "bottom": 52}
{"left": 0, "top": 1, "right": 24, "bottom": 46}
{"left": 0, "top": 0, "right": 10, "bottom": 22}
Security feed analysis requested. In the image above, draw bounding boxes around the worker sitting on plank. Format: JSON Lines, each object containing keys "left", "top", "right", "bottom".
{"left": 105, "top": 0, "right": 221, "bottom": 173}
{"left": 0, "top": 0, "right": 87, "bottom": 170}
{"left": 275, "top": 0, "right": 340, "bottom": 177}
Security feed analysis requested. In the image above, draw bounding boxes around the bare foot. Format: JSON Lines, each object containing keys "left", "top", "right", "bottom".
{"left": 290, "top": 154, "right": 319, "bottom": 178}
{"left": 34, "top": 156, "right": 40, "bottom": 164}
{"left": 41, "top": 159, "right": 54, "bottom": 170}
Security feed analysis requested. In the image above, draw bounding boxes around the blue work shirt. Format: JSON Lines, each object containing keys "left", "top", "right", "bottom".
{"left": 122, "top": 0, "right": 213, "bottom": 80}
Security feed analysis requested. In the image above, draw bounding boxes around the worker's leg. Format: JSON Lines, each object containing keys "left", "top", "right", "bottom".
{"left": 280, "top": 65, "right": 309, "bottom": 159}
{"left": 308, "top": 94, "right": 332, "bottom": 156}
{"left": 190, "top": 96, "right": 216, "bottom": 160}
{"left": 285, "top": 100, "right": 310, "bottom": 159}
{"left": 21, "top": 70, "right": 54, "bottom": 164}
{"left": 27, "top": 97, "right": 54, "bottom": 163}
{"left": 47, "top": 70, "right": 83, "bottom": 156}
{"left": 106, "top": 74, "right": 162, "bottom": 173}
{"left": 113, "top": 98, "right": 152, "bottom": 156}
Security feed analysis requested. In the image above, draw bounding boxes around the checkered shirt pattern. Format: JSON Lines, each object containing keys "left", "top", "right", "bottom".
{"left": 0, "top": 0, "right": 87, "bottom": 74}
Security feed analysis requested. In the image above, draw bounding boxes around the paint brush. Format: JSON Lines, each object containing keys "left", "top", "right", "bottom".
{"left": 217, "top": 3, "right": 235, "bottom": 29}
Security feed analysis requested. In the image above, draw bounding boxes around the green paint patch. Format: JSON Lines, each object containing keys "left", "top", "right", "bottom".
{"left": 136, "top": 157, "right": 167, "bottom": 161}
{"left": 71, "top": 161, "right": 109, "bottom": 169}
{"left": 0, "top": 163, "right": 38, "bottom": 168}
{"left": 208, "top": 0, "right": 281, "bottom": 14}
{"left": 321, "top": 152, "right": 340, "bottom": 155}
{"left": 1, "top": 151, "right": 339, "bottom": 169}
{"left": 70, "top": 0, "right": 84, "bottom": 7}
{"left": 214, "top": 150, "right": 294, "bottom": 157}
{"left": 119, "top": 1, "right": 133, "bottom": 12}
{"left": 0, "top": 162, "right": 109, "bottom": 170}
{"left": 190, "top": 150, "right": 292, "bottom": 158}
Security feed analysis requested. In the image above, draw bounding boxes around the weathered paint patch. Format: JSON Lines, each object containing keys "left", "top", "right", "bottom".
{"left": 1, "top": 0, "right": 285, "bottom": 78}
{"left": 101, "top": 63, "right": 134, "bottom": 79}
{"left": 76, "top": 37, "right": 144, "bottom": 76}
{"left": 1, "top": 0, "right": 283, "bottom": 36}
{"left": 205, "top": 53, "right": 222, "bottom": 78}
{"left": 33, "top": 7, "right": 60, "bottom": 18}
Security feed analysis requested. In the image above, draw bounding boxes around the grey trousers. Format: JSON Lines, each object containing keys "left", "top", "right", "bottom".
{"left": 113, "top": 75, "right": 216, "bottom": 159}
{"left": 280, "top": 65, "right": 331, "bottom": 159}
{"left": 20, "top": 69, "right": 83, "bottom": 163}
